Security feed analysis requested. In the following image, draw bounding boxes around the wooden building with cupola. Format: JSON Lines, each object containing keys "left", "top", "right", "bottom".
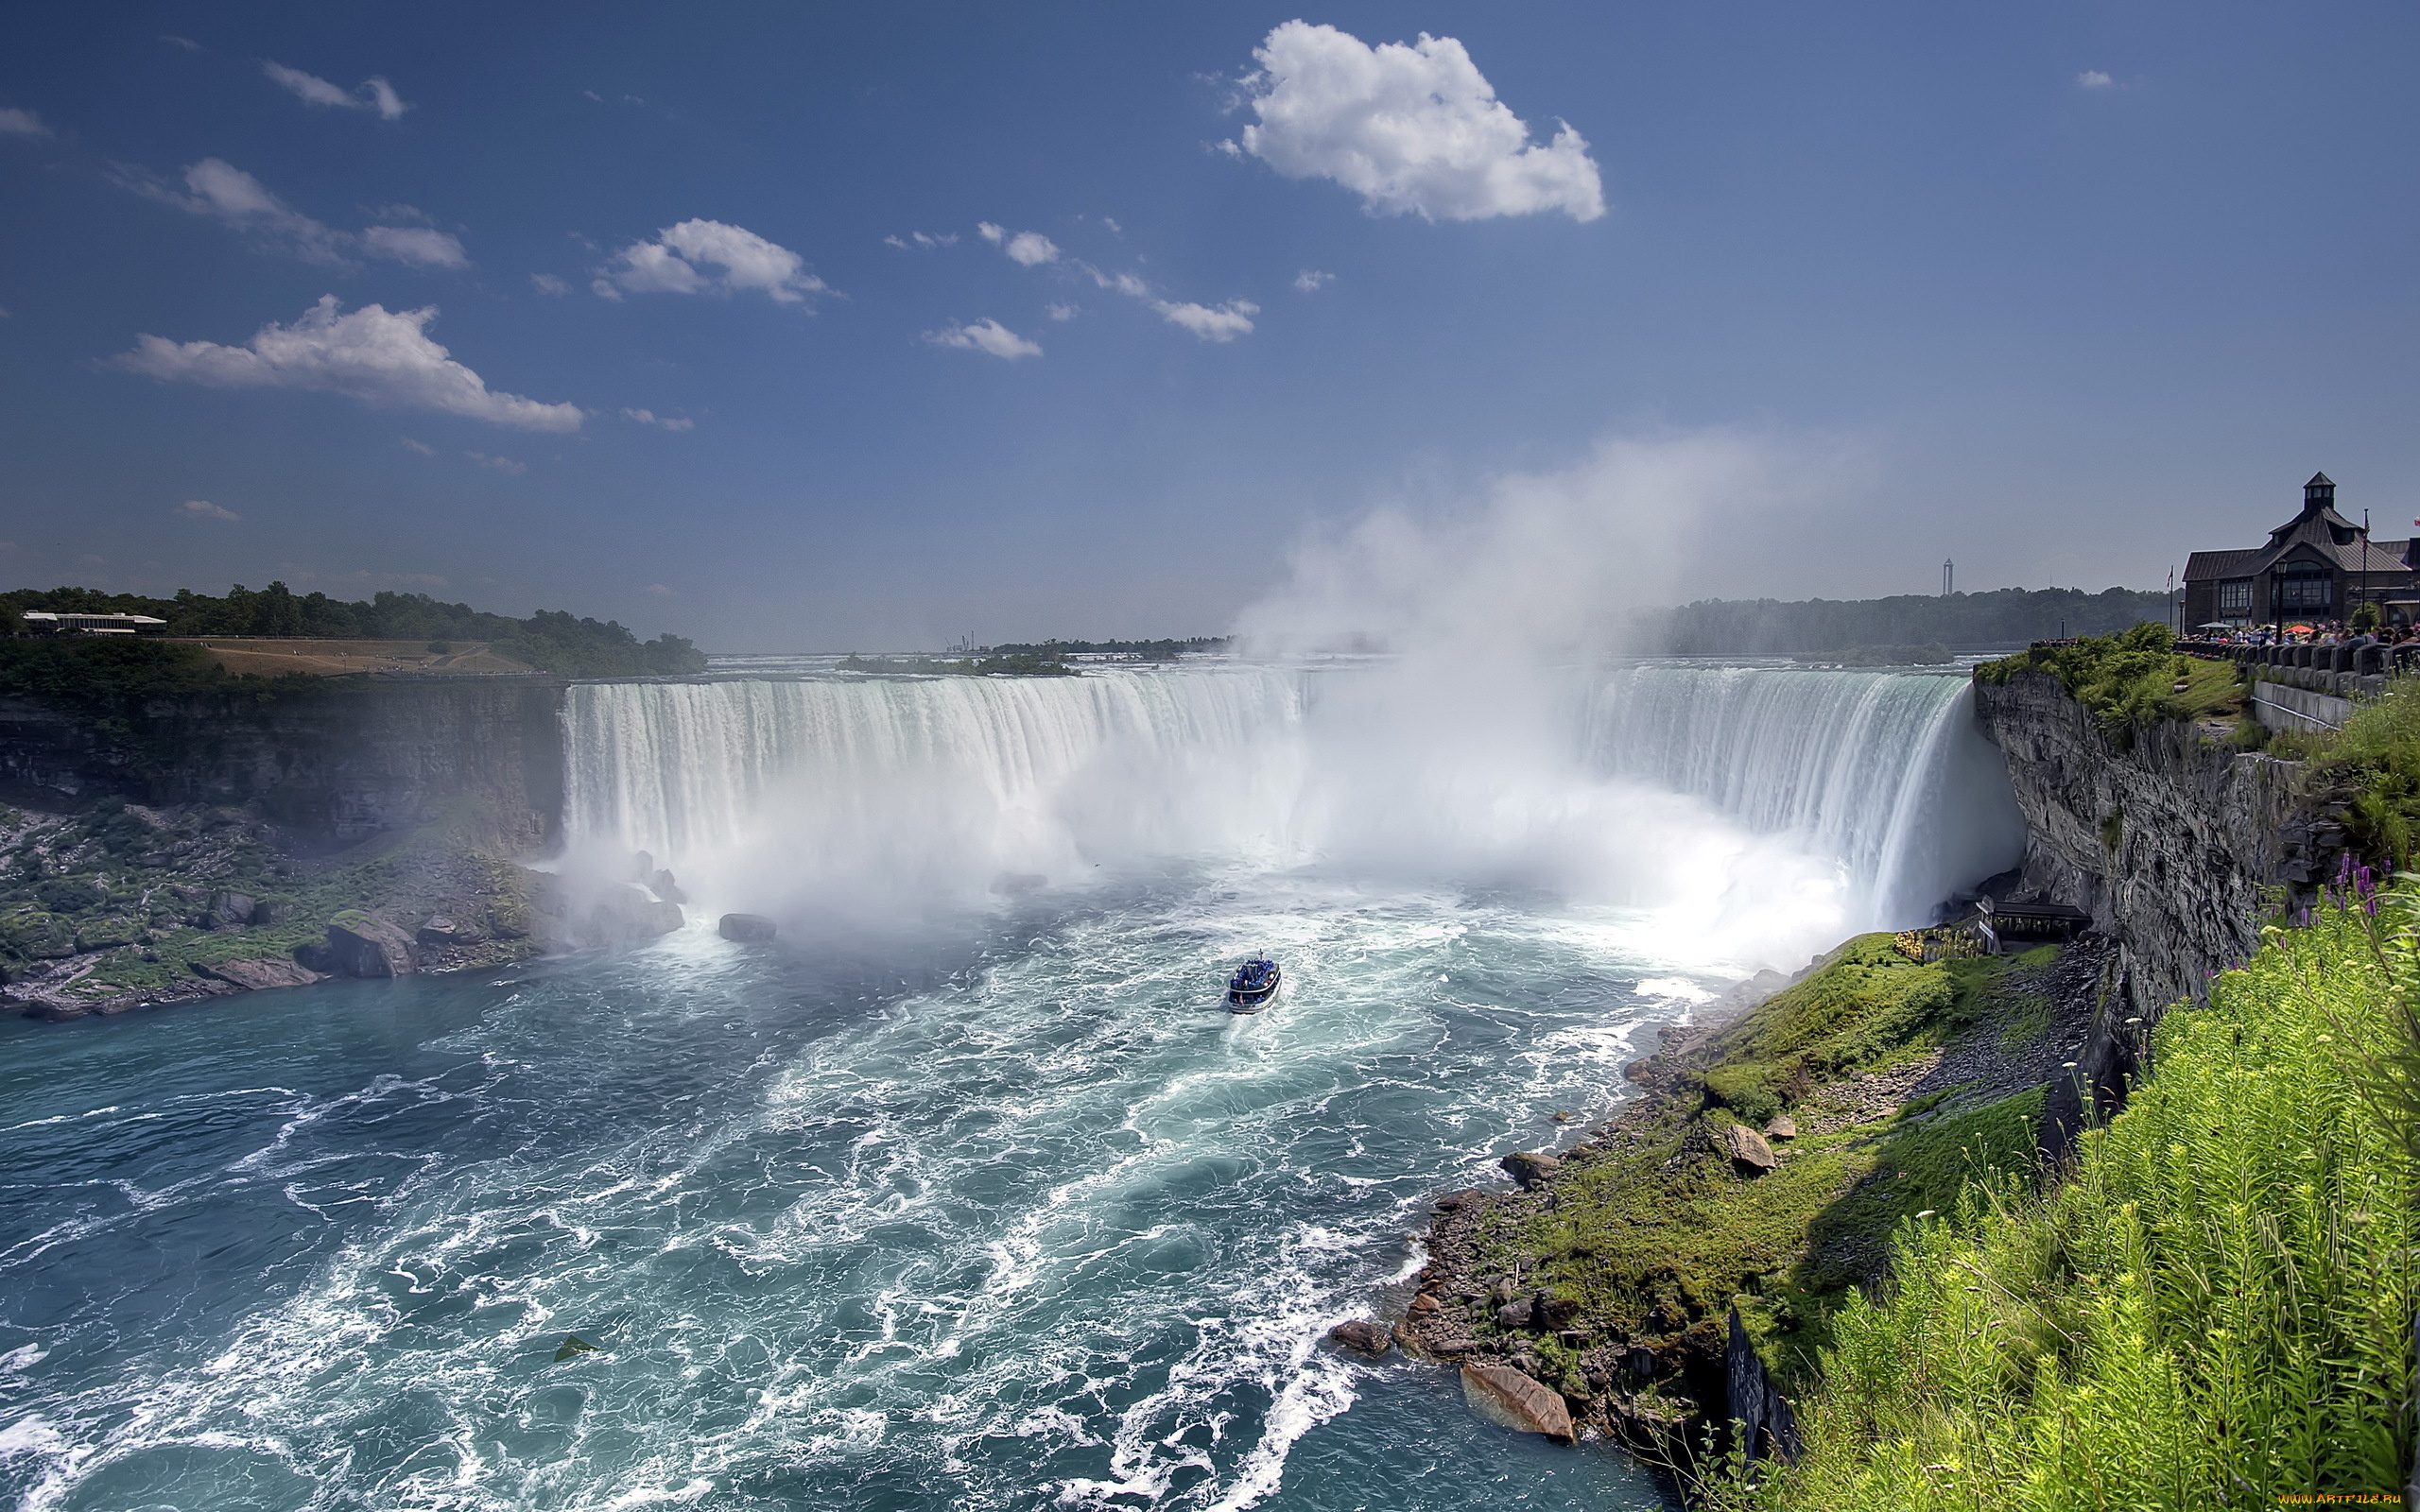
{"left": 2183, "top": 473, "right": 2419, "bottom": 629}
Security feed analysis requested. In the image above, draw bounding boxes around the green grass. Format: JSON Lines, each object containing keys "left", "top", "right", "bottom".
{"left": 1975, "top": 623, "right": 2244, "bottom": 736}
{"left": 1464, "top": 937, "right": 2060, "bottom": 1402}
{"left": 1709, "top": 895, "right": 2420, "bottom": 1508}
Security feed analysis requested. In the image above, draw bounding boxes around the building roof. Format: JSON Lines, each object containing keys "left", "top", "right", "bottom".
{"left": 19, "top": 610, "right": 169, "bottom": 626}
{"left": 2186, "top": 475, "right": 2417, "bottom": 581}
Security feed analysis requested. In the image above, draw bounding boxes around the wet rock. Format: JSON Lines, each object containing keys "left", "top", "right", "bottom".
{"left": 1500, "top": 1150, "right": 1561, "bottom": 1188}
{"left": 1409, "top": 1293, "right": 1441, "bottom": 1315}
{"left": 1325, "top": 1319, "right": 1392, "bottom": 1357}
{"left": 648, "top": 869, "right": 688, "bottom": 905}
{"left": 1461, "top": 1365, "right": 1575, "bottom": 1443}
{"left": 199, "top": 958, "right": 321, "bottom": 991}
{"left": 718, "top": 913, "right": 778, "bottom": 943}
{"left": 586, "top": 885, "right": 683, "bottom": 944}
{"left": 1495, "top": 1297, "right": 1535, "bottom": 1330}
{"left": 1723, "top": 1124, "right": 1778, "bottom": 1173}
{"left": 325, "top": 913, "right": 417, "bottom": 978}
{"left": 418, "top": 916, "right": 470, "bottom": 947}
{"left": 1432, "top": 1188, "right": 1485, "bottom": 1212}
{"left": 1764, "top": 1113, "right": 1798, "bottom": 1140}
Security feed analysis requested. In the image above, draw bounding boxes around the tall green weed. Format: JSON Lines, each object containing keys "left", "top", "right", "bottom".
{"left": 1711, "top": 891, "right": 2420, "bottom": 1508}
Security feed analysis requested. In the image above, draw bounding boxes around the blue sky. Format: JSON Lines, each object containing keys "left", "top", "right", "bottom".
{"left": 2, "top": 3, "right": 2415, "bottom": 649}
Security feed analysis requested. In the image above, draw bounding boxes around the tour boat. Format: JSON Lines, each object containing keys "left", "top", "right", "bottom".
{"left": 1226, "top": 954, "right": 1281, "bottom": 1012}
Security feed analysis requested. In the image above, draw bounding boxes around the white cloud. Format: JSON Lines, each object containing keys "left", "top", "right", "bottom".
{"left": 1071, "top": 261, "right": 1258, "bottom": 342}
{"left": 1236, "top": 22, "right": 1604, "bottom": 223}
{"left": 642, "top": 582, "right": 676, "bottom": 596}
{"left": 2076, "top": 70, "right": 2115, "bottom": 89}
{"left": 622, "top": 407, "right": 695, "bottom": 431}
{"left": 924, "top": 318, "right": 1043, "bottom": 360}
{"left": 138, "top": 159, "right": 466, "bottom": 268}
{"left": 361, "top": 223, "right": 469, "bottom": 268}
{"left": 465, "top": 451, "right": 527, "bottom": 473}
{"left": 596, "top": 219, "right": 825, "bottom": 304}
{"left": 110, "top": 295, "right": 583, "bottom": 432}
{"left": 147, "top": 157, "right": 350, "bottom": 265}
{"left": 1079, "top": 264, "right": 1151, "bottom": 299}
{"left": 977, "top": 222, "right": 1060, "bottom": 266}
{"left": 160, "top": 35, "right": 202, "bottom": 52}
{"left": 400, "top": 437, "right": 434, "bottom": 455}
{"left": 262, "top": 60, "right": 409, "bottom": 120}
{"left": 0, "top": 107, "right": 50, "bottom": 137}
{"left": 177, "top": 499, "right": 240, "bottom": 521}
{"left": 1045, "top": 301, "right": 1080, "bottom": 321}
{"left": 1152, "top": 299, "right": 1257, "bottom": 342}
{"left": 1293, "top": 268, "right": 1335, "bottom": 292}
{"left": 885, "top": 231, "right": 958, "bottom": 249}
{"left": 529, "top": 272, "right": 569, "bottom": 296}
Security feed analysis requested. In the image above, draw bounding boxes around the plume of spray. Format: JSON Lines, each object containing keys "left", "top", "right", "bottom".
{"left": 1228, "top": 429, "right": 1900, "bottom": 964}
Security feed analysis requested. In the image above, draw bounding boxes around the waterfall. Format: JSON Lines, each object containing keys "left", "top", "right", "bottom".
{"left": 1580, "top": 664, "right": 2025, "bottom": 927}
{"left": 562, "top": 661, "right": 2022, "bottom": 940}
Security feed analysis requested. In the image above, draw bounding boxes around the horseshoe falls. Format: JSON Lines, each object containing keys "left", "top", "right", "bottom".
{"left": 0, "top": 659, "right": 2022, "bottom": 1512}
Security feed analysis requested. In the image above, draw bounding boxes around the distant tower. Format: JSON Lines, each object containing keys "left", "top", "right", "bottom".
{"left": 1942, "top": 558, "right": 1954, "bottom": 597}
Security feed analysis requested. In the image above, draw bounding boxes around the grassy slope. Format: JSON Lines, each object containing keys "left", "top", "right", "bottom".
{"left": 1459, "top": 937, "right": 2064, "bottom": 1405}
{"left": 1714, "top": 897, "right": 2418, "bottom": 1507}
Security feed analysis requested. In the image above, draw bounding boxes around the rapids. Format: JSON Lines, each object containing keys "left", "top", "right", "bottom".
{"left": 0, "top": 657, "right": 2022, "bottom": 1512}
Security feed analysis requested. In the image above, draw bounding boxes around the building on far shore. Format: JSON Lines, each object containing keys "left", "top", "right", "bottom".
{"left": 2183, "top": 473, "right": 2418, "bottom": 630}
{"left": 16, "top": 611, "right": 169, "bottom": 636}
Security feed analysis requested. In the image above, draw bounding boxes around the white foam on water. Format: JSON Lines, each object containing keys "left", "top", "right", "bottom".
{"left": 2, "top": 661, "right": 2026, "bottom": 1512}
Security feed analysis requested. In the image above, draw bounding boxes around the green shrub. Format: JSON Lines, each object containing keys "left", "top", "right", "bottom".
{"left": 1975, "top": 625, "right": 2243, "bottom": 735}
{"left": 1712, "top": 893, "right": 2420, "bottom": 1508}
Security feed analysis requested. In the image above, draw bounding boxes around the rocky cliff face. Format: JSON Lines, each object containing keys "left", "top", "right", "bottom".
{"left": 1974, "top": 671, "right": 2341, "bottom": 1151}
{"left": 0, "top": 678, "right": 566, "bottom": 850}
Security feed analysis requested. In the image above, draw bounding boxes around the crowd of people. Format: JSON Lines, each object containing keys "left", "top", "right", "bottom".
{"left": 2191, "top": 615, "right": 2418, "bottom": 647}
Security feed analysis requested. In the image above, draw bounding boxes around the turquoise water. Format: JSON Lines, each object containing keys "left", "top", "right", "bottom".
{"left": 1, "top": 873, "right": 1694, "bottom": 1511}
{"left": 0, "top": 660, "right": 2019, "bottom": 1509}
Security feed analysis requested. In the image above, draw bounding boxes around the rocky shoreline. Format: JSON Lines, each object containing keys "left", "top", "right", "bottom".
{"left": 1323, "top": 930, "right": 2111, "bottom": 1480}
{"left": 0, "top": 795, "right": 696, "bottom": 1022}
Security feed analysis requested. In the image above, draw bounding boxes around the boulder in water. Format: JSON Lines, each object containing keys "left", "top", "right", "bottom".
{"left": 719, "top": 913, "right": 778, "bottom": 943}
{"left": 1325, "top": 1319, "right": 1392, "bottom": 1357}
{"left": 586, "top": 885, "right": 683, "bottom": 944}
{"left": 325, "top": 913, "right": 417, "bottom": 977}
{"left": 649, "top": 869, "right": 688, "bottom": 905}
{"left": 1460, "top": 1365, "right": 1575, "bottom": 1442}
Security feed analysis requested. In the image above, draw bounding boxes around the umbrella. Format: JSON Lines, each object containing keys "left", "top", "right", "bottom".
{"left": 2287, "top": 624, "right": 2315, "bottom": 634}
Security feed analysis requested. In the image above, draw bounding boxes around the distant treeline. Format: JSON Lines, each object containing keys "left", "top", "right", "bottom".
{"left": 3, "top": 583, "right": 705, "bottom": 678}
{"left": 1645, "top": 587, "right": 2168, "bottom": 656}
{"left": 977, "top": 637, "right": 1228, "bottom": 661}
{"left": 838, "top": 651, "right": 1075, "bottom": 678}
